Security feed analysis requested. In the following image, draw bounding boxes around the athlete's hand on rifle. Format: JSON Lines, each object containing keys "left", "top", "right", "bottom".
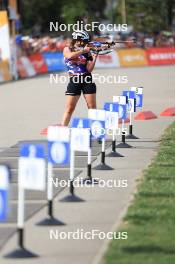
{"left": 86, "top": 41, "right": 113, "bottom": 55}
{"left": 82, "top": 45, "right": 91, "bottom": 53}
{"left": 85, "top": 38, "right": 137, "bottom": 55}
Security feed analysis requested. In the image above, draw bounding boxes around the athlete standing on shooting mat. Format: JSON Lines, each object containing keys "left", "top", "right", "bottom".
{"left": 61, "top": 30, "right": 98, "bottom": 126}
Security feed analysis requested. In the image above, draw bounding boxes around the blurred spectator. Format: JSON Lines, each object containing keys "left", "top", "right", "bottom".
{"left": 15, "top": 30, "right": 175, "bottom": 56}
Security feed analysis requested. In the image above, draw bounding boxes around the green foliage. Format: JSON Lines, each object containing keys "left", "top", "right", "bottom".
{"left": 61, "top": 0, "right": 88, "bottom": 24}
{"left": 22, "top": 0, "right": 64, "bottom": 34}
{"left": 21, "top": 0, "right": 174, "bottom": 34}
{"left": 116, "top": 0, "right": 171, "bottom": 32}
{"left": 21, "top": 0, "right": 107, "bottom": 34}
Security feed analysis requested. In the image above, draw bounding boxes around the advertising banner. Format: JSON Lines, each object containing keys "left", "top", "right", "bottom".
{"left": 118, "top": 48, "right": 148, "bottom": 67}
{"left": 29, "top": 53, "right": 48, "bottom": 74}
{"left": 0, "top": 60, "right": 12, "bottom": 83}
{"left": 42, "top": 52, "right": 66, "bottom": 72}
{"left": 95, "top": 51, "right": 120, "bottom": 68}
{"left": 17, "top": 56, "right": 36, "bottom": 78}
{"left": 0, "top": 11, "right": 11, "bottom": 60}
{"left": 146, "top": 47, "right": 175, "bottom": 65}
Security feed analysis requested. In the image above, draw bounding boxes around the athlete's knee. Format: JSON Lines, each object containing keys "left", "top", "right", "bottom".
{"left": 65, "top": 105, "right": 75, "bottom": 114}
{"left": 87, "top": 103, "right": 96, "bottom": 109}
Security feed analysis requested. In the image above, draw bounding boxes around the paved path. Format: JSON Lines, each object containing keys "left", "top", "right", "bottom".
{"left": 0, "top": 139, "right": 111, "bottom": 248}
{"left": 0, "top": 65, "right": 174, "bottom": 263}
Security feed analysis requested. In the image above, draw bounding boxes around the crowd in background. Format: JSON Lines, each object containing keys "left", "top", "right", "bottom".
{"left": 115, "top": 31, "right": 175, "bottom": 48}
{"left": 15, "top": 31, "right": 175, "bottom": 56}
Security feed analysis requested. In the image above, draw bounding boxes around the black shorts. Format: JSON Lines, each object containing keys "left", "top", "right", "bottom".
{"left": 65, "top": 73, "right": 96, "bottom": 96}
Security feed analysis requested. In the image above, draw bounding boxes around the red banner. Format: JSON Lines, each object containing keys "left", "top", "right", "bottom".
{"left": 147, "top": 47, "right": 175, "bottom": 65}
{"left": 17, "top": 56, "right": 36, "bottom": 78}
{"left": 95, "top": 52, "right": 120, "bottom": 68}
{"left": 29, "top": 53, "right": 48, "bottom": 74}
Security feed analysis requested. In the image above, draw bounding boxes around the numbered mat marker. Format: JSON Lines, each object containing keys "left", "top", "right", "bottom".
{"left": 104, "top": 102, "right": 124, "bottom": 157}
{"left": 71, "top": 118, "right": 94, "bottom": 184}
{"left": 131, "top": 86, "right": 143, "bottom": 132}
{"left": 0, "top": 165, "right": 10, "bottom": 223}
{"left": 70, "top": 118, "right": 98, "bottom": 184}
{"left": 89, "top": 109, "right": 114, "bottom": 170}
{"left": 5, "top": 144, "right": 46, "bottom": 258}
{"left": 37, "top": 126, "right": 69, "bottom": 223}
{"left": 113, "top": 96, "right": 132, "bottom": 148}
{"left": 60, "top": 122, "right": 90, "bottom": 202}
{"left": 123, "top": 90, "right": 139, "bottom": 139}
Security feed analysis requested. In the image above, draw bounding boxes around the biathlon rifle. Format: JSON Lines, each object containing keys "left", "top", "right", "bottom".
{"left": 88, "top": 39, "right": 137, "bottom": 55}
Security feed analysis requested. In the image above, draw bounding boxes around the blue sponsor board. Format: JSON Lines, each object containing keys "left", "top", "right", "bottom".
{"left": 71, "top": 118, "right": 90, "bottom": 128}
{"left": 123, "top": 91, "right": 136, "bottom": 100}
{"left": 104, "top": 102, "right": 119, "bottom": 112}
{"left": 105, "top": 100, "right": 126, "bottom": 119}
{"left": 90, "top": 120, "right": 105, "bottom": 139}
{"left": 118, "top": 104, "right": 127, "bottom": 120}
{"left": 43, "top": 52, "right": 66, "bottom": 72}
{"left": 0, "top": 165, "right": 9, "bottom": 222}
{"left": 127, "top": 99, "right": 136, "bottom": 112}
{"left": 135, "top": 94, "right": 143, "bottom": 107}
{"left": 0, "top": 190, "right": 8, "bottom": 222}
{"left": 88, "top": 109, "right": 106, "bottom": 139}
{"left": 123, "top": 91, "right": 137, "bottom": 112}
{"left": 20, "top": 144, "right": 45, "bottom": 158}
{"left": 48, "top": 141, "right": 70, "bottom": 165}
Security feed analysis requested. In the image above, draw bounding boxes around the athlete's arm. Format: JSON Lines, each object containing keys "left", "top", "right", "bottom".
{"left": 63, "top": 46, "right": 91, "bottom": 59}
{"left": 86, "top": 53, "right": 98, "bottom": 73}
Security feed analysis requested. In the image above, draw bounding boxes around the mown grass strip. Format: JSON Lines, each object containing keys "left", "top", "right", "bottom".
{"left": 103, "top": 122, "right": 175, "bottom": 264}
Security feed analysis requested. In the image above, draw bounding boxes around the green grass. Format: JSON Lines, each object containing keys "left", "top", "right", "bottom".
{"left": 103, "top": 122, "right": 175, "bottom": 264}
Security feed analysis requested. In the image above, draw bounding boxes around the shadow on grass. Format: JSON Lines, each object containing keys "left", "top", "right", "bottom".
{"left": 157, "top": 164, "right": 175, "bottom": 168}
{"left": 147, "top": 176, "right": 175, "bottom": 181}
{"left": 125, "top": 213, "right": 153, "bottom": 223}
{"left": 122, "top": 245, "right": 175, "bottom": 255}
{"left": 138, "top": 191, "right": 175, "bottom": 198}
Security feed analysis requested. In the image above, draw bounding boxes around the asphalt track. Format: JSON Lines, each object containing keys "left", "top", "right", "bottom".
{"left": 0, "top": 65, "right": 174, "bottom": 263}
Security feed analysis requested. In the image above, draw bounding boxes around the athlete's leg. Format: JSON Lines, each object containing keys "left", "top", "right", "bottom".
{"left": 83, "top": 93, "right": 97, "bottom": 109}
{"left": 61, "top": 95, "right": 80, "bottom": 126}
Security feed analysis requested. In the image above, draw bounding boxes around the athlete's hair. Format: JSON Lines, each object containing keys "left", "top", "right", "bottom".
{"left": 69, "top": 39, "right": 88, "bottom": 51}
{"left": 69, "top": 39, "right": 77, "bottom": 51}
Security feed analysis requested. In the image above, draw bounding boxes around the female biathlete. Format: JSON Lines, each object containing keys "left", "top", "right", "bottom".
{"left": 61, "top": 30, "right": 98, "bottom": 126}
